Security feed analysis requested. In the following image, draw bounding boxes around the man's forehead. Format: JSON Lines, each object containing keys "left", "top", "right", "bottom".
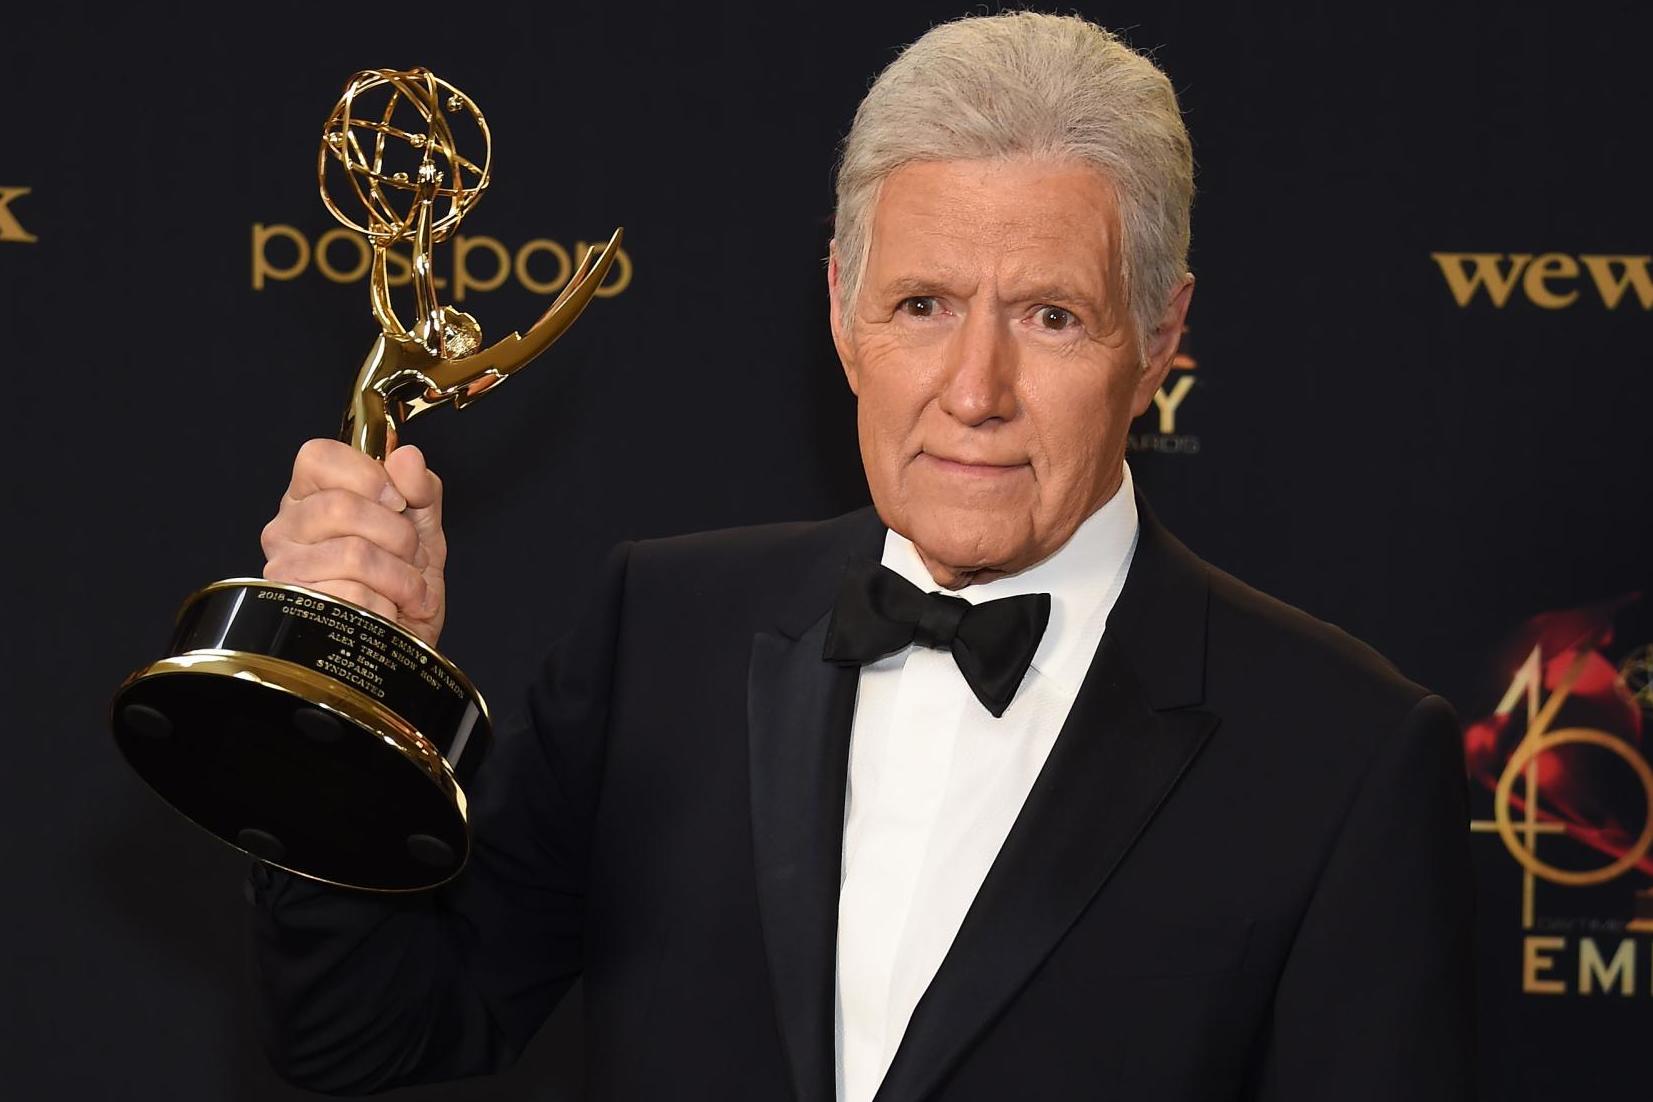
{"left": 867, "top": 158, "right": 1120, "bottom": 287}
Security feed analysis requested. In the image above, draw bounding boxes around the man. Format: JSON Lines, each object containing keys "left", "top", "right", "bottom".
{"left": 252, "top": 12, "right": 1475, "bottom": 1100}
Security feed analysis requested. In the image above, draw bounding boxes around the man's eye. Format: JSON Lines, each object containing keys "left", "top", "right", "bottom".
{"left": 899, "top": 296, "right": 939, "bottom": 317}
{"left": 1036, "top": 306, "right": 1076, "bottom": 331}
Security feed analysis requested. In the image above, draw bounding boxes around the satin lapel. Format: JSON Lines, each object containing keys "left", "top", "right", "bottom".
{"left": 872, "top": 634, "right": 1218, "bottom": 1101}
{"left": 749, "top": 611, "right": 860, "bottom": 1102}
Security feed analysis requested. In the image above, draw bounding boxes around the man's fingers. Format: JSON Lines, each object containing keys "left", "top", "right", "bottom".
{"left": 385, "top": 445, "right": 439, "bottom": 509}
{"left": 260, "top": 440, "right": 448, "bottom": 645}
{"left": 288, "top": 438, "right": 406, "bottom": 511}
{"left": 265, "top": 535, "right": 429, "bottom": 615}
{"left": 384, "top": 445, "right": 446, "bottom": 564}
{"left": 266, "top": 489, "right": 422, "bottom": 563}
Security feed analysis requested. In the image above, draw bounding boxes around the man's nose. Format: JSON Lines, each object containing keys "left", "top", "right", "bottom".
{"left": 937, "top": 308, "right": 1017, "bottom": 426}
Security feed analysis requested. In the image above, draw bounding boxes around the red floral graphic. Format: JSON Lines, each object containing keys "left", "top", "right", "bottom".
{"left": 1464, "top": 595, "right": 1652, "bottom": 878}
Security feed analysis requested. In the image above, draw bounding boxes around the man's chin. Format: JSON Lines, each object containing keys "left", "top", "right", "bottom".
{"left": 901, "top": 508, "right": 1034, "bottom": 586}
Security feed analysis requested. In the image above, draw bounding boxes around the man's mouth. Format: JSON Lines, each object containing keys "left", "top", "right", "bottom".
{"left": 917, "top": 451, "right": 1030, "bottom": 477}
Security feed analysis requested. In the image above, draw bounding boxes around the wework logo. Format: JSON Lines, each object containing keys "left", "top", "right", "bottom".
{"left": 0, "top": 187, "right": 38, "bottom": 243}
{"left": 1431, "top": 252, "right": 1653, "bottom": 309}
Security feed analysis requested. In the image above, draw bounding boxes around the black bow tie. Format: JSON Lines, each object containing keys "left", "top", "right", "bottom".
{"left": 822, "top": 561, "right": 1050, "bottom": 718}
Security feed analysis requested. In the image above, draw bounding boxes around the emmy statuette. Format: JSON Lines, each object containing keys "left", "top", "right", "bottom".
{"left": 111, "top": 69, "right": 622, "bottom": 892}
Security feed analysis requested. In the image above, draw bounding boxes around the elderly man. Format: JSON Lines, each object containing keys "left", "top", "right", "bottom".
{"left": 251, "top": 12, "right": 1474, "bottom": 1101}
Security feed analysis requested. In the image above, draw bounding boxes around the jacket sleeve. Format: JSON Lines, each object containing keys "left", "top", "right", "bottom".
{"left": 245, "top": 541, "right": 632, "bottom": 1095}
{"left": 1254, "top": 693, "right": 1477, "bottom": 1101}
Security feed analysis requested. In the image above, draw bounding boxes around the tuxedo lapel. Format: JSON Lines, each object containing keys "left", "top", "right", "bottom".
{"left": 748, "top": 508, "right": 883, "bottom": 1102}
{"left": 872, "top": 499, "right": 1219, "bottom": 1102}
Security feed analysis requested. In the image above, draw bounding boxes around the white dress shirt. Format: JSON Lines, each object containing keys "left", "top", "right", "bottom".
{"left": 833, "top": 462, "right": 1141, "bottom": 1102}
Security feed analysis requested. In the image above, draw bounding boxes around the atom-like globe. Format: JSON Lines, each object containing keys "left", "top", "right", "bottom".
{"left": 318, "top": 68, "right": 491, "bottom": 246}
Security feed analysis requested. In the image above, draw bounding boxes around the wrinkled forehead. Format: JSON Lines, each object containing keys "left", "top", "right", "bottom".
{"left": 862, "top": 157, "right": 1124, "bottom": 301}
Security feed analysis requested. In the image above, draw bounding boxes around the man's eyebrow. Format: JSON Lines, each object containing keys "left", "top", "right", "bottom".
{"left": 1001, "top": 280, "right": 1102, "bottom": 306}
{"left": 875, "top": 275, "right": 957, "bottom": 298}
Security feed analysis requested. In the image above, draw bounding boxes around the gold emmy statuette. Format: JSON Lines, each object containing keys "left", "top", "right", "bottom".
{"left": 110, "top": 68, "right": 623, "bottom": 892}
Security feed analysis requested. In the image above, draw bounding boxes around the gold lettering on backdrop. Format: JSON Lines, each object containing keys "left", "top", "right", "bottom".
{"left": 453, "top": 235, "right": 512, "bottom": 301}
{"left": 315, "top": 227, "right": 371, "bottom": 283}
{"left": 1128, "top": 350, "right": 1200, "bottom": 456}
{"left": 516, "top": 238, "right": 572, "bottom": 296}
{"left": 1431, "top": 252, "right": 1533, "bottom": 307}
{"left": 1578, "top": 254, "right": 1653, "bottom": 309}
{"left": 0, "top": 187, "right": 38, "bottom": 243}
{"left": 1523, "top": 935, "right": 1567, "bottom": 995}
{"left": 1151, "top": 374, "right": 1196, "bottom": 434}
{"left": 1579, "top": 937, "right": 1636, "bottom": 996}
{"left": 1505, "top": 936, "right": 1653, "bottom": 996}
{"left": 1432, "top": 251, "right": 1653, "bottom": 308}
{"left": 1521, "top": 252, "right": 1581, "bottom": 309}
{"left": 252, "top": 223, "right": 310, "bottom": 289}
{"left": 250, "top": 224, "right": 632, "bottom": 298}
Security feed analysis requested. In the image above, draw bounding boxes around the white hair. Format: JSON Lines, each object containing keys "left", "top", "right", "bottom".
{"left": 833, "top": 11, "right": 1194, "bottom": 353}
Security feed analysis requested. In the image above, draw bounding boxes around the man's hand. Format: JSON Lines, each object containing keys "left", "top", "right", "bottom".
{"left": 261, "top": 439, "right": 447, "bottom": 647}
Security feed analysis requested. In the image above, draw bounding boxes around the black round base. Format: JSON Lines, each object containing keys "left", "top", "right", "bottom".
{"left": 111, "top": 580, "right": 491, "bottom": 892}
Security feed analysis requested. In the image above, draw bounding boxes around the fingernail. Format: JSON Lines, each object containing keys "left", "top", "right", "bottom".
{"left": 379, "top": 483, "right": 407, "bottom": 512}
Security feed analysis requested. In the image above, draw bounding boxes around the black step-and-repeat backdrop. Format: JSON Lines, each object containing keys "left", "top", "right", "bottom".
{"left": 4, "top": 2, "right": 1649, "bottom": 1098}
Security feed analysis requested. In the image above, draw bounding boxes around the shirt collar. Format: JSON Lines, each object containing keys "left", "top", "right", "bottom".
{"left": 878, "top": 462, "right": 1140, "bottom": 696}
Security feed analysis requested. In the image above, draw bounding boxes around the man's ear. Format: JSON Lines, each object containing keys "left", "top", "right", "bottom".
{"left": 827, "top": 242, "right": 859, "bottom": 395}
{"left": 1130, "top": 274, "right": 1195, "bottom": 416}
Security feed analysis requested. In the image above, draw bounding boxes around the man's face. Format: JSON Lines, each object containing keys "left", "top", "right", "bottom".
{"left": 830, "top": 157, "right": 1191, "bottom": 588}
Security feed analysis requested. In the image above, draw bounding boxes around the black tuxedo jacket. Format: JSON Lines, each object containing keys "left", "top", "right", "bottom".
{"left": 250, "top": 498, "right": 1475, "bottom": 1100}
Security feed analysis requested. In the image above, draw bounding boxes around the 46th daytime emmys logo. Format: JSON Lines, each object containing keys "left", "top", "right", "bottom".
{"left": 1464, "top": 596, "right": 1653, "bottom": 997}
{"left": 252, "top": 222, "right": 633, "bottom": 301}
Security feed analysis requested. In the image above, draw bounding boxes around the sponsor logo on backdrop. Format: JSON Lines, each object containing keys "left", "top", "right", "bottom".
{"left": 251, "top": 223, "right": 632, "bottom": 300}
{"left": 1127, "top": 340, "right": 1199, "bottom": 456}
{"left": 1465, "top": 597, "right": 1653, "bottom": 996}
{"left": 0, "top": 187, "right": 39, "bottom": 243}
{"left": 1431, "top": 252, "right": 1653, "bottom": 309}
